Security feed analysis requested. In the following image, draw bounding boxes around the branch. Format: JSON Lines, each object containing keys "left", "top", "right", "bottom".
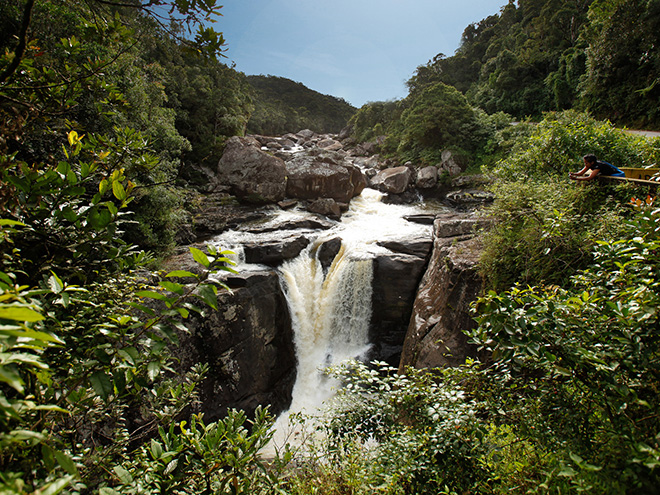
{"left": 0, "top": 0, "right": 36, "bottom": 85}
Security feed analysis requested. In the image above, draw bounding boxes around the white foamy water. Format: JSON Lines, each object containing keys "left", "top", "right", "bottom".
{"left": 264, "top": 188, "right": 446, "bottom": 453}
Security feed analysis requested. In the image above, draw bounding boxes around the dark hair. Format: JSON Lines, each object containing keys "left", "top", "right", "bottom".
{"left": 583, "top": 154, "right": 598, "bottom": 164}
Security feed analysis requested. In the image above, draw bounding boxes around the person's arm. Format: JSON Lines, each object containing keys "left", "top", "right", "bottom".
{"left": 572, "top": 168, "right": 600, "bottom": 181}
{"left": 569, "top": 165, "right": 590, "bottom": 179}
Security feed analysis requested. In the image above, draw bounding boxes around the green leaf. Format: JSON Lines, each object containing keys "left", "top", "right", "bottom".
{"left": 113, "top": 465, "right": 134, "bottom": 484}
{"left": 196, "top": 283, "right": 218, "bottom": 310}
{"left": 99, "top": 488, "right": 121, "bottom": 495}
{"left": 135, "top": 290, "right": 169, "bottom": 301}
{"left": 147, "top": 361, "right": 160, "bottom": 381}
{"left": 118, "top": 347, "right": 139, "bottom": 365}
{"left": 159, "top": 281, "right": 184, "bottom": 295}
{"left": 48, "top": 272, "right": 64, "bottom": 294}
{"left": 54, "top": 450, "right": 79, "bottom": 477}
{"left": 0, "top": 306, "right": 44, "bottom": 322}
{"left": 190, "top": 247, "right": 211, "bottom": 268}
{"left": 35, "top": 476, "right": 75, "bottom": 495}
{"left": 99, "top": 178, "right": 109, "bottom": 195}
{"left": 166, "top": 270, "right": 199, "bottom": 279}
{"left": 90, "top": 371, "right": 113, "bottom": 400}
{"left": 126, "top": 302, "right": 156, "bottom": 316}
{"left": 112, "top": 180, "right": 127, "bottom": 201}
{"left": 150, "top": 439, "right": 164, "bottom": 460}
{"left": 0, "top": 219, "right": 25, "bottom": 227}
{"left": 87, "top": 207, "right": 113, "bottom": 230}
{"left": 0, "top": 367, "right": 25, "bottom": 392}
{"left": 164, "top": 459, "right": 179, "bottom": 475}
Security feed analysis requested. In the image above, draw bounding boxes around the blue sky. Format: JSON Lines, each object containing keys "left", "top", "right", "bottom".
{"left": 216, "top": 1, "right": 507, "bottom": 108}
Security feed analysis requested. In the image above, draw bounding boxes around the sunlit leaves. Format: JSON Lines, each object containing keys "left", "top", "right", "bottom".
{"left": 469, "top": 200, "right": 660, "bottom": 490}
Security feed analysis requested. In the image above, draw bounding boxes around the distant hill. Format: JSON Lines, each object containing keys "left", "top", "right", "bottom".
{"left": 246, "top": 75, "right": 357, "bottom": 135}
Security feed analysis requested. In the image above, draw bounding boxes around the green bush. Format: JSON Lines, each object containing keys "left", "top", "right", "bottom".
{"left": 478, "top": 110, "right": 656, "bottom": 290}
{"left": 468, "top": 199, "right": 660, "bottom": 492}
{"left": 490, "top": 111, "right": 660, "bottom": 181}
{"left": 285, "top": 361, "right": 490, "bottom": 495}
{"left": 477, "top": 178, "right": 631, "bottom": 290}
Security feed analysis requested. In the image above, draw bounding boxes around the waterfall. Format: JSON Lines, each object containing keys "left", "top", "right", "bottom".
{"left": 266, "top": 189, "right": 443, "bottom": 452}
{"left": 279, "top": 241, "right": 374, "bottom": 414}
{"left": 206, "top": 188, "right": 445, "bottom": 453}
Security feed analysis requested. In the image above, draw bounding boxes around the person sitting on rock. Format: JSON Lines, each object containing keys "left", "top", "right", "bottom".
{"left": 569, "top": 154, "right": 625, "bottom": 182}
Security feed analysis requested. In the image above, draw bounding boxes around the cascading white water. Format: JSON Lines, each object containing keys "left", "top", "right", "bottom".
{"left": 266, "top": 188, "right": 444, "bottom": 451}
{"left": 279, "top": 242, "right": 374, "bottom": 414}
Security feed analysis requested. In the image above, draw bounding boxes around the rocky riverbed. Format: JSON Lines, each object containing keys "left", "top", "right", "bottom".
{"left": 167, "top": 129, "right": 494, "bottom": 422}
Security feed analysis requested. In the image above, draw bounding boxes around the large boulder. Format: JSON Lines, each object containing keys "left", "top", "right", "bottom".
{"left": 370, "top": 166, "right": 413, "bottom": 194}
{"left": 416, "top": 166, "right": 439, "bottom": 189}
{"left": 241, "top": 232, "right": 311, "bottom": 266}
{"left": 398, "top": 213, "right": 486, "bottom": 370}
{"left": 215, "top": 136, "right": 287, "bottom": 204}
{"left": 285, "top": 151, "right": 367, "bottom": 202}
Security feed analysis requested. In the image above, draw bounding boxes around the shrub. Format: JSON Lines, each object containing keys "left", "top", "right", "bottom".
{"left": 285, "top": 361, "right": 491, "bottom": 495}
{"left": 477, "top": 178, "right": 630, "bottom": 290}
{"left": 490, "top": 110, "right": 660, "bottom": 181}
{"left": 468, "top": 200, "right": 660, "bottom": 492}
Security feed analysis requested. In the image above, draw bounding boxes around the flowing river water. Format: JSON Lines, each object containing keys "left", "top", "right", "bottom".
{"left": 210, "top": 188, "right": 447, "bottom": 452}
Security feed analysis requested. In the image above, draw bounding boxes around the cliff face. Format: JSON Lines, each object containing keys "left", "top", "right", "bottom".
{"left": 399, "top": 213, "right": 487, "bottom": 371}
{"left": 177, "top": 271, "right": 296, "bottom": 422}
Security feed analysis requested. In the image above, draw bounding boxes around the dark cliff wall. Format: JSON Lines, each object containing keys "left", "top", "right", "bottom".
{"left": 399, "top": 214, "right": 486, "bottom": 370}
{"left": 177, "top": 271, "right": 296, "bottom": 422}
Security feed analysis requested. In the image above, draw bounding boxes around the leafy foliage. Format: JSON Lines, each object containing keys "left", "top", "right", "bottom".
{"left": 467, "top": 199, "right": 660, "bottom": 492}
{"left": 0, "top": 1, "right": 285, "bottom": 493}
{"left": 348, "top": 85, "right": 506, "bottom": 168}
{"left": 284, "top": 361, "right": 490, "bottom": 495}
{"left": 490, "top": 111, "right": 660, "bottom": 181}
{"left": 406, "top": 0, "right": 660, "bottom": 129}
{"left": 478, "top": 110, "right": 659, "bottom": 290}
{"left": 110, "top": 407, "right": 279, "bottom": 494}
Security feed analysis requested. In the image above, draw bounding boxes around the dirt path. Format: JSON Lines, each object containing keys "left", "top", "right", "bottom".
{"left": 624, "top": 129, "right": 660, "bottom": 138}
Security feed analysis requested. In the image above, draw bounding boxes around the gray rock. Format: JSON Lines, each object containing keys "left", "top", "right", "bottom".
{"left": 215, "top": 136, "right": 287, "bottom": 204}
{"left": 242, "top": 233, "right": 311, "bottom": 266}
{"left": 377, "top": 235, "right": 433, "bottom": 258}
{"left": 439, "top": 150, "right": 462, "bottom": 175}
{"left": 399, "top": 214, "right": 486, "bottom": 370}
{"left": 416, "top": 166, "right": 439, "bottom": 189}
{"left": 370, "top": 166, "right": 413, "bottom": 194}
{"left": 306, "top": 198, "right": 342, "bottom": 220}
{"left": 285, "top": 152, "right": 367, "bottom": 202}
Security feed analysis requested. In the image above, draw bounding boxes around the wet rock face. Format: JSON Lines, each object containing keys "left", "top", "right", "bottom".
{"left": 369, "top": 236, "right": 434, "bottom": 365}
{"left": 176, "top": 270, "right": 296, "bottom": 422}
{"left": 399, "top": 213, "right": 488, "bottom": 370}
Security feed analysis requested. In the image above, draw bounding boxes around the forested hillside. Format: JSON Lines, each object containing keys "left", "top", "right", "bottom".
{"left": 246, "top": 75, "right": 356, "bottom": 135}
{"left": 349, "top": 0, "right": 660, "bottom": 169}
{"left": 409, "top": 0, "right": 660, "bottom": 127}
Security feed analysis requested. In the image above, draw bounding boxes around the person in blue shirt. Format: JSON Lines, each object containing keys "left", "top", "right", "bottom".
{"left": 569, "top": 154, "right": 625, "bottom": 182}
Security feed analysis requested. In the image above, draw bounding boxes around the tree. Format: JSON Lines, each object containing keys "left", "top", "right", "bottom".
{"left": 580, "top": 0, "right": 660, "bottom": 128}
